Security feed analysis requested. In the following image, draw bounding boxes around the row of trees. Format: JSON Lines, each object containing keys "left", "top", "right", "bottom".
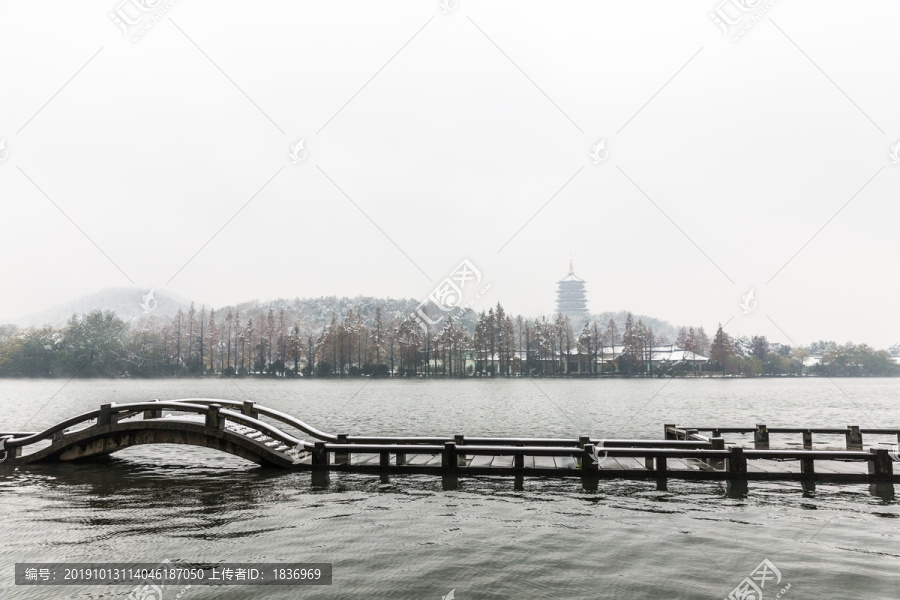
{"left": 702, "top": 326, "right": 899, "bottom": 377}
{"left": 0, "top": 303, "right": 896, "bottom": 378}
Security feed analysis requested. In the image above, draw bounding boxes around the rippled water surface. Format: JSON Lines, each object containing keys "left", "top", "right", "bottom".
{"left": 1, "top": 378, "right": 898, "bottom": 599}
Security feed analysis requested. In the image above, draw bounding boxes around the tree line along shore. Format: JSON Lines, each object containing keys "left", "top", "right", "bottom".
{"left": 0, "top": 302, "right": 896, "bottom": 378}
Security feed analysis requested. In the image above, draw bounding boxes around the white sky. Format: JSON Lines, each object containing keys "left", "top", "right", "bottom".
{"left": 1, "top": 0, "right": 898, "bottom": 347}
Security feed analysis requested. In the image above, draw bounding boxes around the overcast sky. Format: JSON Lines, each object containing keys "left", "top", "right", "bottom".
{"left": 1, "top": 1, "right": 898, "bottom": 347}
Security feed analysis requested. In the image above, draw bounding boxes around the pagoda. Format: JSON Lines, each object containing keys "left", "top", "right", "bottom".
{"left": 556, "top": 259, "right": 588, "bottom": 318}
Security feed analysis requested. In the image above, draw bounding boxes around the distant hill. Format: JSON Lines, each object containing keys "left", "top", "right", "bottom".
{"left": 590, "top": 311, "right": 679, "bottom": 344}
{"left": 3, "top": 288, "right": 680, "bottom": 341}
{"left": 224, "top": 295, "right": 482, "bottom": 333}
{"left": 4, "top": 287, "right": 195, "bottom": 328}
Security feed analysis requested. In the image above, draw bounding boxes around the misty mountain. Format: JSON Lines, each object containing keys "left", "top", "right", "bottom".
{"left": 3, "top": 287, "right": 195, "bottom": 328}
{"left": 4, "top": 288, "right": 679, "bottom": 341}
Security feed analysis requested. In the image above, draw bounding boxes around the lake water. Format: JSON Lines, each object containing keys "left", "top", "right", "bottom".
{"left": 1, "top": 378, "right": 898, "bottom": 599}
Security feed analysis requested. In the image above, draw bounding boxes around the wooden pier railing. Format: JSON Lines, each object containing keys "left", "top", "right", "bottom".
{"left": 669, "top": 424, "right": 900, "bottom": 450}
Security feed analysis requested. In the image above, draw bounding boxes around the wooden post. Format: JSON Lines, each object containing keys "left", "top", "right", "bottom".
{"left": 396, "top": 452, "right": 407, "bottom": 466}
{"left": 242, "top": 401, "right": 259, "bottom": 419}
{"left": 582, "top": 444, "right": 599, "bottom": 492}
{"left": 800, "top": 454, "right": 816, "bottom": 493}
{"left": 664, "top": 424, "right": 676, "bottom": 440}
{"left": 655, "top": 455, "right": 667, "bottom": 480}
{"left": 712, "top": 428, "right": 722, "bottom": 439}
{"left": 868, "top": 450, "right": 894, "bottom": 499}
{"left": 380, "top": 451, "right": 390, "bottom": 468}
{"left": 52, "top": 430, "right": 64, "bottom": 443}
{"left": 578, "top": 436, "right": 590, "bottom": 468}
{"left": 727, "top": 447, "right": 748, "bottom": 497}
{"left": 143, "top": 399, "right": 162, "bottom": 420}
{"left": 205, "top": 404, "right": 225, "bottom": 430}
{"left": 800, "top": 456, "right": 815, "bottom": 477}
{"left": 0, "top": 440, "right": 22, "bottom": 459}
{"left": 442, "top": 442, "right": 457, "bottom": 470}
{"left": 455, "top": 435, "right": 466, "bottom": 467}
{"left": 728, "top": 447, "right": 747, "bottom": 478}
{"left": 869, "top": 451, "right": 895, "bottom": 499}
{"left": 802, "top": 430, "right": 813, "bottom": 450}
{"left": 98, "top": 403, "right": 119, "bottom": 427}
{"left": 644, "top": 456, "right": 654, "bottom": 470}
{"left": 846, "top": 426, "right": 863, "bottom": 450}
{"left": 754, "top": 424, "right": 769, "bottom": 449}
{"left": 711, "top": 437, "right": 725, "bottom": 469}
{"left": 869, "top": 449, "right": 893, "bottom": 478}
{"left": 312, "top": 442, "right": 328, "bottom": 468}
{"left": 311, "top": 470, "right": 330, "bottom": 488}
{"left": 583, "top": 444, "right": 599, "bottom": 473}
{"left": 514, "top": 444, "right": 525, "bottom": 470}
{"left": 335, "top": 434, "right": 349, "bottom": 465}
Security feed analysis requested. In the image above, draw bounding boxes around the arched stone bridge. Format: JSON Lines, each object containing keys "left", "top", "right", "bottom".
{"left": 0, "top": 399, "right": 329, "bottom": 469}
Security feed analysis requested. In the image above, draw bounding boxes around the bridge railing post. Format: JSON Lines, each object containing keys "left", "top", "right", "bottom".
{"left": 726, "top": 447, "right": 748, "bottom": 497}
{"left": 98, "top": 403, "right": 119, "bottom": 427}
{"left": 335, "top": 434, "right": 349, "bottom": 465}
{"left": 143, "top": 399, "right": 162, "bottom": 420}
{"left": 442, "top": 442, "right": 457, "bottom": 470}
{"left": 800, "top": 456, "right": 815, "bottom": 478}
{"left": 455, "top": 435, "right": 466, "bottom": 467}
{"left": 0, "top": 438, "right": 21, "bottom": 459}
{"left": 802, "top": 430, "right": 813, "bottom": 450}
{"left": 710, "top": 437, "right": 725, "bottom": 469}
{"left": 655, "top": 454, "right": 667, "bottom": 480}
{"left": 800, "top": 452, "right": 816, "bottom": 492}
{"left": 664, "top": 424, "right": 676, "bottom": 440}
{"left": 583, "top": 444, "right": 599, "bottom": 473}
{"left": 514, "top": 444, "right": 525, "bottom": 470}
{"left": 312, "top": 442, "right": 328, "bottom": 468}
{"left": 242, "top": 401, "right": 259, "bottom": 420}
{"left": 754, "top": 424, "right": 769, "bottom": 449}
{"left": 578, "top": 436, "right": 590, "bottom": 468}
{"left": 846, "top": 426, "right": 863, "bottom": 450}
{"left": 205, "top": 404, "right": 225, "bottom": 430}
{"left": 869, "top": 449, "right": 893, "bottom": 479}
{"left": 396, "top": 451, "right": 407, "bottom": 466}
{"left": 728, "top": 447, "right": 748, "bottom": 478}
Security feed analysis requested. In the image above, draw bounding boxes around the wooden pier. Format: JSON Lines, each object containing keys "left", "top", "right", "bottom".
{"left": 1, "top": 400, "right": 897, "bottom": 497}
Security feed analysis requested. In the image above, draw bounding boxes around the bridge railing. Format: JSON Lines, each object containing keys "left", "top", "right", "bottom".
{"left": 175, "top": 400, "right": 725, "bottom": 451}
{"left": 175, "top": 399, "right": 338, "bottom": 442}
{"left": 303, "top": 439, "right": 894, "bottom": 482}
{"left": 668, "top": 424, "right": 900, "bottom": 450}
{"left": 0, "top": 401, "right": 313, "bottom": 452}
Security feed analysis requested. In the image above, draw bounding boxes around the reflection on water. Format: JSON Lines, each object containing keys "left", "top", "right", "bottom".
{"left": 0, "top": 379, "right": 898, "bottom": 599}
